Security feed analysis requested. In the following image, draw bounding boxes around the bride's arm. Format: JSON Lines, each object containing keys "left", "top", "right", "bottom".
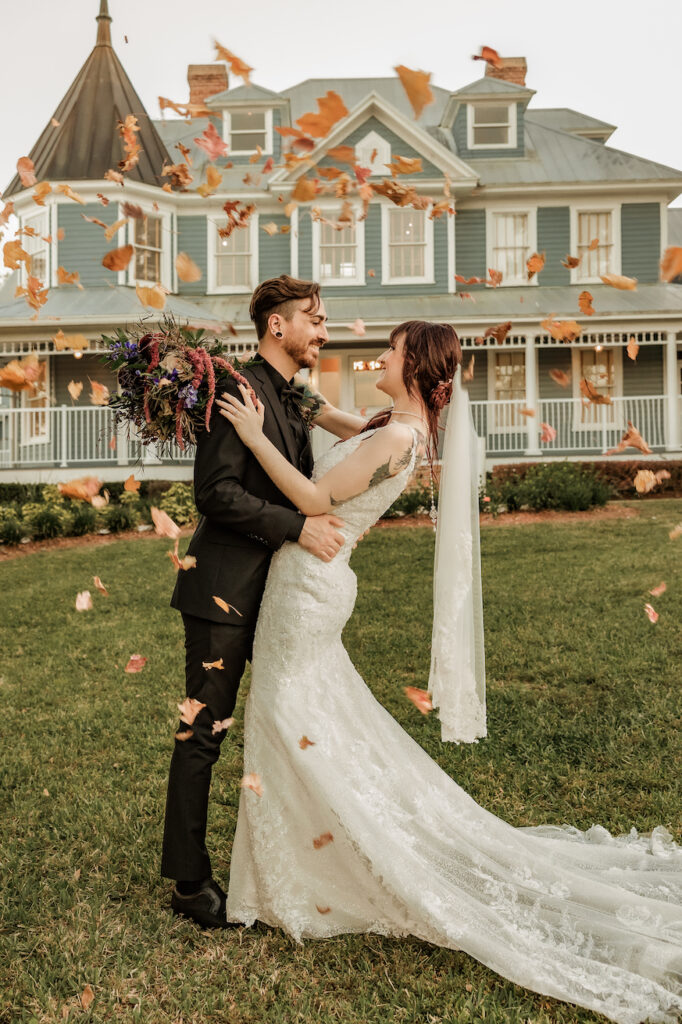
{"left": 311, "top": 400, "right": 368, "bottom": 440}
{"left": 217, "top": 384, "right": 415, "bottom": 516}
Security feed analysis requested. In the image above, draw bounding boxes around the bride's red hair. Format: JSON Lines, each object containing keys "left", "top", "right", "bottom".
{"left": 361, "top": 321, "right": 462, "bottom": 463}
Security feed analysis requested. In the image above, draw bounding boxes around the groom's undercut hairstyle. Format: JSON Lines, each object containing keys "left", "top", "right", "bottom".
{"left": 250, "top": 275, "right": 321, "bottom": 340}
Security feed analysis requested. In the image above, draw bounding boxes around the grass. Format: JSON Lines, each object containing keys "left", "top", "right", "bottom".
{"left": 1, "top": 498, "right": 681, "bottom": 1024}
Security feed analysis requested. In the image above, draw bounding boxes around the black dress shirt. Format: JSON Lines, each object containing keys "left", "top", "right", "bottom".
{"left": 259, "top": 358, "right": 314, "bottom": 478}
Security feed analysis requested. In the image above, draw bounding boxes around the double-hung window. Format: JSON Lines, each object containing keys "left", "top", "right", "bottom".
{"left": 134, "top": 215, "right": 162, "bottom": 283}
{"left": 210, "top": 221, "right": 256, "bottom": 293}
{"left": 468, "top": 103, "right": 517, "bottom": 149}
{"left": 383, "top": 208, "right": 433, "bottom": 284}
{"left": 313, "top": 211, "right": 364, "bottom": 285}
{"left": 573, "top": 347, "right": 620, "bottom": 427}
{"left": 489, "top": 350, "right": 525, "bottom": 429}
{"left": 575, "top": 211, "right": 614, "bottom": 281}
{"left": 20, "top": 358, "right": 49, "bottom": 444}
{"left": 225, "top": 109, "right": 273, "bottom": 154}
{"left": 22, "top": 210, "right": 49, "bottom": 285}
{"left": 490, "top": 211, "right": 533, "bottom": 285}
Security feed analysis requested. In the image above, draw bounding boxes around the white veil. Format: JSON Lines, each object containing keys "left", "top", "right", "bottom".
{"left": 428, "top": 368, "right": 487, "bottom": 743}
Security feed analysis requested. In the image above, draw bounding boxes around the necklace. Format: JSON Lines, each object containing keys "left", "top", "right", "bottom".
{"left": 390, "top": 410, "right": 429, "bottom": 433}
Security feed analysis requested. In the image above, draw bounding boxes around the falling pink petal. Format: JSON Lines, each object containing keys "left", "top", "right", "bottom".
{"left": 644, "top": 603, "right": 659, "bottom": 624}
{"left": 649, "top": 582, "right": 666, "bottom": 598}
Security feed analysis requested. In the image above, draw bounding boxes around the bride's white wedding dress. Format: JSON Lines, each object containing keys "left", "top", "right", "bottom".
{"left": 225, "top": 427, "right": 682, "bottom": 1024}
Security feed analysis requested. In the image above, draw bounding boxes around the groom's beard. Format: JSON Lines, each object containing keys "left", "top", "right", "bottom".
{"left": 282, "top": 335, "right": 323, "bottom": 371}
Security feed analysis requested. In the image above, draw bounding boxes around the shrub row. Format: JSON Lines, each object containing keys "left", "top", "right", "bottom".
{"left": 491, "top": 459, "right": 682, "bottom": 499}
{"left": 482, "top": 462, "right": 613, "bottom": 515}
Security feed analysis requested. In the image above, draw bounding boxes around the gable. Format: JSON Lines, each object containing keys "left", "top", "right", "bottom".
{"left": 316, "top": 116, "right": 442, "bottom": 178}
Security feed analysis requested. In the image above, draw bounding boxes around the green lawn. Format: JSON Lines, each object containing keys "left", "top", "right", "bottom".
{"left": 1, "top": 499, "right": 681, "bottom": 1024}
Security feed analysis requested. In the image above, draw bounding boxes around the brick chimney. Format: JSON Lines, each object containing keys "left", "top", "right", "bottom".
{"left": 188, "top": 64, "right": 229, "bottom": 106}
{"left": 485, "top": 57, "right": 527, "bottom": 87}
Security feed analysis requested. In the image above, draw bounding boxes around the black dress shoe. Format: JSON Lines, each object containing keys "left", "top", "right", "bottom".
{"left": 170, "top": 877, "right": 242, "bottom": 930}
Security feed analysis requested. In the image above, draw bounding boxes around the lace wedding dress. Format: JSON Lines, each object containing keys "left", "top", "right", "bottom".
{"left": 225, "top": 427, "right": 682, "bottom": 1024}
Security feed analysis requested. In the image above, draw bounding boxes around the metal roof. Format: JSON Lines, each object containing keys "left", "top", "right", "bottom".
{"left": 0, "top": 285, "right": 224, "bottom": 327}
{"left": 280, "top": 77, "right": 452, "bottom": 127}
{"left": 3, "top": 1, "right": 172, "bottom": 198}
{"left": 449, "top": 76, "right": 534, "bottom": 99}
{"left": 525, "top": 107, "right": 616, "bottom": 140}
{"left": 208, "top": 83, "right": 286, "bottom": 105}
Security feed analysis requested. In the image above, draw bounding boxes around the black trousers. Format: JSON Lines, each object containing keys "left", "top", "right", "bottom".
{"left": 160, "top": 612, "right": 255, "bottom": 881}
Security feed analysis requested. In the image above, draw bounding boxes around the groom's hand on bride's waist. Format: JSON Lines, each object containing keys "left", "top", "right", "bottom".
{"left": 298, "top": 514, "right": 345, "bottom": 562}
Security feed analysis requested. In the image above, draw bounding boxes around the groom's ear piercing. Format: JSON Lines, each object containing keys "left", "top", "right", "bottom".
{"left": 275, "top": 331, "right": 283, "bottom": 338}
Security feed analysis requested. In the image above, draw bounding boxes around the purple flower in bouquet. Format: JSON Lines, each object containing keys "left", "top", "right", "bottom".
{"left": 179, "top": 384, "right": 198, "bottom": 409}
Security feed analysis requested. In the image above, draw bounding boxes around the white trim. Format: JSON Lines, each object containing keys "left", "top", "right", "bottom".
{"left": 380, "top": 204, "right": 434, "bottom": 285}
{"left": 660, "top": 201, "right": 668, "bottom": 256}
{"left": 49, "top": 203, "right": 59, "bottom": 288}
{"left": 206, "top": 214, "right": 259, "bottom": 294}
{"left": 223, "top": 108, "right": 273, "bottom": 156}
{"left": 20, "top": 355, "right": 50, "bottom": 445}
{"left": 570, "top": 345, "right": 623, "bottom": 430}
{"left": 355, "top": 129, "right": 391, "bottom": 177}
{"left": 20, "top": 206, "right": 51, "bottom": 289}
{"left": 311, "top": 206, "right": 365, "bottom": 286}
{"left": 570, "top": 203, "right": 621, "bottom": 284}
{"left": 125, "top": 204, "right": 172, "bottom": 290}
{"left": 447, "top": 204, "right": 456, "bottom": 293}
{"left": 466, "top": 101, "right": 517, "bottom": 151}
{"left": 485, "top": 206, "right": 538, "bottom": 286}
{"left": 289, "top": 206, "right": 299, "bottom": 278}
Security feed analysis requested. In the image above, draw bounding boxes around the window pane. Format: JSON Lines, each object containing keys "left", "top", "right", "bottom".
{"left": 24, "top": 213, "right": 48, "bottom": 282}
{"left": 215, "top": 227, "right": 250, "bottom": 255}
{"left": 474, "top": 105, "right": 509, "bottom": 125}
{"left": 136, "top": 216, "right": 161, "bottom": 248}
{"left": 320, "top": 220, "right": 357, "bottom": 279}
{"left": 577, "top": 212, "right": 612, "bottom": 278}
{"left": 473, "top": 125, "right": 509, "bottom": 145}
{"left": 135, "top": 248, "right": 160, "bottom": 281}
{"left": 231, "top": 111, "right": 266, "bottom": 132}
{"left": 494, "top": 352, "right": 525, "bottom": 398}
{"left": 215, "top": 226, "right": 251, "bottom": 287}
{"left": 231, "top": 131, "right": 266, "bottom": 150}
{"left": 388, "top": 209, "right": 426, "bottom": 279}
{"left": 492, "top": 213, "right": 528, "bottom": 281}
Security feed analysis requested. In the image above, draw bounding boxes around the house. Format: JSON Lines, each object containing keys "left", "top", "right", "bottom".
{"left": 1, "top": 0, "right": 681, "bottom": 482}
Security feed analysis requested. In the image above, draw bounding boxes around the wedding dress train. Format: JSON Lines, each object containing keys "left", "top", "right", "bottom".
{"left": 226, "top": 427, "right": 682, "bottom": 1024}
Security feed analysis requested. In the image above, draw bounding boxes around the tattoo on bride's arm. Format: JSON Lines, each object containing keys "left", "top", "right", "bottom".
{"left": 393, "top": 445, "right": 414, "bottom": 472}
{"left": 369, "top": 459, "right": 392, "bottom": 488}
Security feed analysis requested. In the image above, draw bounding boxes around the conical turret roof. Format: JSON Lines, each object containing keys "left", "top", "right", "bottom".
{"left": 4, "top": 0, "right": 172, "bottom": 197}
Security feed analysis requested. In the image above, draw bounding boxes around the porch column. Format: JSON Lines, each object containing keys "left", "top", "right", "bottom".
{"left": 664, "top": 332, "right": 680, "bottom": 451}
{"left": 524, "top": 334, "right": 541, "bottom": 455}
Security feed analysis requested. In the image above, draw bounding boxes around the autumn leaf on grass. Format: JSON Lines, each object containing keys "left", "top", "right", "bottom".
{"left": 17, "top": 156, "right": 37, "bottom": 187}
{"left": 214, "top": 42, "right": 253, "bottom": 84}
{"left": 540, "top": 422, "right": 557, "bottom": 443}
{"left": 151, "top": 506, "right": 180, "bottom": 539}
{"left": 203, "top": 658, "right": 225, "bottom": 671}
{"left": 295, "top": 91, "right": 348, "bottom": 138}
{"left": 650, "top": 582, "right": 667, "bottom": 598}
{"left": 177, "top": 696, "right": 205, "bottom": 724}
{"left": 605, "top": 421, "right": 652, "bottom": 456}
{"left": 299, "top": 736, "right": 316, "bottom": 749}
{"left": 176, "top": 252, "right": 202, "bottom": 282}
{"left": 240, "top": 772, "right": 264, "bottom": 796}
{"left": 93, "top": 576, "right": 109, "bottom": 597}
{"left": 386, "top": 155, "right": 423, "bottom": 176}
{"left": 194, "top": 122, "right": 229, "bottom": 160}
{"left": 549, "top": 369, "right": 570, "bottom": 388}
{"left": 670, "top": 523, "right": 682, "bottom": 541}
{"left": 125, "top": 654, "right": 147, "bottom": 673}
{"left": 75, "top": 591, "right": 93, "bottom": 612}
{"left": 472, "top": 46, "right": 503, "bottom": 68}
{"left": 136, "top": 283, "right": 166, "bottom": 310}
{"left": 213, "top": 595, "right": 243, "bottom": 617}
{"left": 660, "top": 246, "right": 682, "bottom": 283}
{"left": 89, "top": 379, "right": 109, "bottom": 405}
{"left": 80, "top": 985, "right": 95, "bottom": 1012}
{"left": 600, "top": 273, "right": 637, "bottom": 291}
{"left": 123, "top": 474, "right": 140, "bottom": 493}
{"left": 578, "top": 291, "right": 595, "bottom": 316}
{"left": 561, "top": 254, "right": 581, "bottom": 269}
{"left": 644, "top": 603, "right": 659, "bottom": 624}
{"left": 102, "top": 244, "right": 133, "bottom": 272}
{"left": 526, "top": 252, "right": 545, "bottom": 280}
{"left": 312, "top": 831, "right": 334, "bottom": 849}
{"left": 394, "top": 65, "right": 434, "bottom": 119}
{"left": 404, "top": 686, "right": 433, "bottom": 715}
{"left": 212, "top": 717, "right": 234, "bottom": 735}
{"left": 627, "top": 336, "right": 639, "bottom": 361}
{"left": 67, "top": 380, "right": 83, "bottom": 401}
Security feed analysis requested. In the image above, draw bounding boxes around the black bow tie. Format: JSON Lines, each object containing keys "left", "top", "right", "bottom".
{"left": 279, "top": 381, "right": 323, "bottom": 427}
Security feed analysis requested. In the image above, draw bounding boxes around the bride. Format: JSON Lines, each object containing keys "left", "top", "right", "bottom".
{"left": 217, "top": 320, "right": 682, "bottom": 1024}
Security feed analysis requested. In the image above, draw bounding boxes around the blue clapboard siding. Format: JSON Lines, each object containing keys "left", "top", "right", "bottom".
{"left": 317, "top": 116, "right": 441, "bottom": 178}
{"left": 57, "top": 203, "right": 126, "bottom": 287}
{"left": 177, "top": 216, "right": 208, "bottom": 295}
{"left": 623, "top": 343, "right": 663, "bottom": 396}
{"left": 538, "top": 347, "right": 572, "bottom": 399}
{"left": 299, "top": 213, "right": 313, "bottom": 280}
{"left": 454, "top": 208, "right": 486, "bottom": 289}
{"left": 452, "top": 102, "right": 525, "bottom": 160}
{"left": 536, "top": 207, "right": 571, "bottom": 286}
{"left": 258, "top": 215, "right": 290, "bottom": 280}
{"left": 621, "top": 203, "right": 660, "bottom": 283}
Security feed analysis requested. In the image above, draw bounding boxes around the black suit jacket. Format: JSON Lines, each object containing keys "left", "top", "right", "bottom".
{"left": 171, "top": 361, "right": 311, "bottom": 626}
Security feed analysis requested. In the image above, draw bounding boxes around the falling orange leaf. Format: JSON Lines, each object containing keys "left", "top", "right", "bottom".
{"left": 89, "top": 379, "right": 109, "bottom": 405}
{"left": 58, "top": 476, "right": 103, "bottom": 503}
{"left": 299, "top": 736, "right": 316, "bottom": 749}
{"left": 104, "top": 217, "right": 128, "bottom": 242}
{"left": 151, "top": 506, "right": 180, "bottom": 539}
{"left": 578, "top": 291, "right": 595, "bottom": 316}
{"left": 312, "top": 831, "right": 334, "bottom": 849}
{"left": 367, "top": 269, "right": 376, "bottom": 278}
{"left": 0, "top": 354, "right": 40, "bottom": 392}
{"left": 93, "top": 576, "right": 109, "bottom": 597}
{"left": 627, "top": 336, "right": 639, "bottom": 361}
{"left": 604, "top": 421, "right": 652, "bottom": 456}
{"left": 125, "top": 654, "right": 147, "bottom": 673}
{"left": 541, "top": 317, "right": 582, "bottom": 343}
{"left": 57, "top": 266, "right": 83, "bottom": 289}
{"left": 526, "top": 252, "right": 545, "bottom": 280}
{"left": 634, "top": 470, "right": 658, "bottom": 494}
{"left": 123, "top": 474, "right": 140, "bottom": 493}
{"left": 404, "top": 686, "right": 433, "bottom": 715}
{"left": 17, "top": 156, "right": 37, "bottom": 187}
{"left": 117, "top": 114, "right": 142, "bottom": 173}
{"left": 540, "top": 422, "right": 557, "bottom": 443}
{"left": 0, "top": 200, "right": 15, "bottom": 227}
{"left": 104, "top": 169, "right": 125, "bottom": 185}
{"left": 67, "top": 380, "right": 83, "bottom": 401}
{"left": 194, "top": 122, "right": 229, "bottom": 160}
{"left": 561, "top": 254, "right": 581, "bottom": 269}
{"left": 75, "top": 591, "right": 93, "bottom": 612}
{"left": 175, "top": 729, "right": 194, "bottom": 742}
{"left": 102, "top": 244, "right": 133, "bottom": 272}
{"left": 644, "top": 603, "right": 658, "bottom": 624}
{"left": 202, "top": 658, "right": 225, "bottom": 671}
{"left": 600, "top": 273, "right": 637, "bottom": 291}
{"left": 386, "top": 155, "right": 423, "bottom": 176}
{"left": 32, "top": 181, "right": 52, "bottom": 206}
{"left": 135, "top": 283, "right": 167, "bottom": 310}
{"left": 177, "top": 696, "right": 205, "bottom": 724}
{"left": 167, "top": 538, "right": 197, "bottom": 571}
{"left": 316, "top": 905, "right": 332, "bottom": 914}
{"left": 212, "top": 595, "right": 244, "bottom": 617}
{"left": 472, "top": 45, "right": 503, "bottom": 68}
{"left": 176, "top": 252, "right": 202, "bottom": 282}
{"left": 291, "top": 176, "right": 319, "bottom": 203}
{"left": 240, "top": 772, "right": 264, "bottom": 796}
{"left": 588, "top": 238, "right": 599, "bottom": 251}
{"left": 579, "top": 378, "right": 611, "bottom": 405}
{"left": 4, "top": 239, "right": 31, "bottom": 270}
{"left": 15, "top": 274, "right": 49, "bottom": 313}
{"left": 394, "top": 64, "right": 434, "bottom": 119}
{"left": 660, "top": 246, "right": 682, "bottom": 283}
{"left": 53, "top": 330, "right": 89, "bottom": 352}
{"left": 262, "top": 222, "right": 279, "bottom": 236}
{"left": 475, "top": 321, "right": 512, "bottom": 346}
{"left": 486, "top": 268, "right": 503, "bottom": 286}
{"left": 549, "top": 369, "right": 570, "bottom": 388}
{"left": 56, "top": 183, "right": 85, "bottom": 204}
{"left": 295, "top": 91, "right": 349, "bottom": 138}
{"left": 197, "top": 164, "right": 223, "bottom": 198}
{"left": 518, "top": 407, "right": 535, "bottom": 417}
{"left": 212, "top": 717, "right": 234, "bottom": 734}
{"left": 214, "top": 42, "right": 254, "bottom": 84}
{"left": 649, "top": 581, "right": 667, "bottom": 598}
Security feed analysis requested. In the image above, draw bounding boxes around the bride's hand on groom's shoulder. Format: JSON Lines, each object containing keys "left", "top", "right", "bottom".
{"left": 217, "top": 384, "right": 265, "bottom": 448}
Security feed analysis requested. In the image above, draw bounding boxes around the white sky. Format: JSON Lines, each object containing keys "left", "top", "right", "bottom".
{"left": 2, "top": 0, "right": 682, "bottom": 205}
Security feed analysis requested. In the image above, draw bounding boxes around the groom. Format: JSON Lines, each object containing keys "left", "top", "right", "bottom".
{"left": 162, "top": 274, "right": 346, "bottom": 928}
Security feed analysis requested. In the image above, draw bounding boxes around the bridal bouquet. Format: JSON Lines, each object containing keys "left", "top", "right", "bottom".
{"left": 101, "top": 317, "right": 254, "bottom": 451}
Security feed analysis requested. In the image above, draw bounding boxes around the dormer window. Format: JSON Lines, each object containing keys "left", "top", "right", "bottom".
{"left": 355, "top": 130, "right": 391, "bottom": 177}
{"left": 467, "top": 102, "right": 517, "bottom": 149}
{"left": 224, "top": 109, "right": 273, "bottom": 155}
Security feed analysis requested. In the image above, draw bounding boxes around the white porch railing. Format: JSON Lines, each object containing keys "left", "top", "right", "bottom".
{"left": 0, "top": 396, "right": 678, "bottom": 470}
